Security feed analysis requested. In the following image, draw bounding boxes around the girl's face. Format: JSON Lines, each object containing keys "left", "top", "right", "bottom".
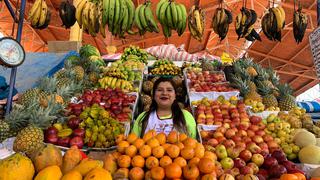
{"left": 154, "top": 81, "right": 176, "bottom": 109}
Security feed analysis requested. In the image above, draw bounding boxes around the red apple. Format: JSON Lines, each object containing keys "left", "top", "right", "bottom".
{"left": 216, "top": 136, "right": 226, "bottom": 143}
{"left": 255, "top": 130, "right": 266, "bottom": 136}
{"left": 250, "top": 116, "right": 262, "bottom": 124}
{"left": 257, "top": 169, "right": 268, "bottom": 179}
{"left": 235, "top": 142, "right": 246, "bottom": 151}
{"left": 247, "top": 130, "right": 255, "bottom": 138}
{"left": 45, "top": 127, "right": 58, "bottom": 136}
{"left": 268, "top": 165, "right": 287, "bottom": 178}
{"left": 45, "top": 134, "right": 58, "bottom": 144}
{"left": 251, "top": 154, "right": 264, "bottom": 167}
{"left": 57, "top": 137, "right": 70, "bottom": 147}
{"left": 263, "top": 134, "right": 274, "bottom": 142}
{"left": 252, "top": 136, "right": 264, "bottom": 144}
{"left": 207, "top": 138, "right": 219, "bottom": 147}
{"left": 232, "top": 135, "right": 242, "bottom": 142}
{"left": 263, "top": 156, "right": 278, "bottom": 168}
{"left": 257, "top": 122, "right": 266, "bottom": 130}
{"left": 256, "top": 174, "right": 266, "bottom": 180}
{"left": 243, "top": 136, "right": 252, "bottom": 144}
{"left": 225, "top": 129, "right": 236, "bottom": 138}
{"left": 271, "top": 150, "right": 287, "bottom": 163}
{"left": 247, "top": 162, "right": 259, "bottom": 174}
{"left": 281, "top": 160, "right": 297, "bottom": 171}
{"left": 227, "top": 147, "right": 241, "bottom": 159}
{"left": 69, "top": 136, "right": 84, "bottom": 149}
{"left": 213, "top": 131, "right": 224, "bottom": 138}
{"left": 216, "top": 127, "right": 226, "bottom": 134}
{"left": 238, "top": 130, "right": 248, "bottom": 137}
{"left": 240, "top": 166, "right": 254, "bottom": 175}
{"left": 229, "top": 168, "right": 240, "bottom": 177}
{"left": 73, "top": 128, "right": 85, "bottom": 138}
{"left": 234, "top": 158, "right": 246, "bottom": 169}
{"left": 258, "top": 142, "right": 269, "bottom": 151}
{"left": 247, "top": 142, "right": 262, "bottom": 154}
{"left": 223, "top": 139, "right": 236, "bottom": 148}
{"left": 239, "top": 150, "right": 252, "bottom": 162}
{"left": 223, "top": 122, "right": 231, "bottom": 129}
{"left": 249, "top": 124, "right": 260, "bottom": 132}
{"left": 67, "top": 117, "right": 82, "bottom": 129}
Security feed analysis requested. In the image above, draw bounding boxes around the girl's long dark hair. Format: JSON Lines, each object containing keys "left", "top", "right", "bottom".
{"left": 139, "top": 77, "right": 188, "bottom": 137}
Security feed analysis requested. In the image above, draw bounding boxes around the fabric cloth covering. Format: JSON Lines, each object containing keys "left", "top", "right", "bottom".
{"left": 297, "top": 101, "right": 320, "bottom": 113}
{"left": 0, "top": 76, "right": 18, "bottom": 100}
{"left": 0, "top": 51, "right": 78, "bottom": 93}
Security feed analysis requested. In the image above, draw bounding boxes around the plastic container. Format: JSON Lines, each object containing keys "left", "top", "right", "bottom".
{"left": 197, "top": 124, "right": 220, "bottom": 144}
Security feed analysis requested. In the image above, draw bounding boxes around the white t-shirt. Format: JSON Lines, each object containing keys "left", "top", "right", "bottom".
{"left": 144, "top": 111, "right": 175, "bottom": 135}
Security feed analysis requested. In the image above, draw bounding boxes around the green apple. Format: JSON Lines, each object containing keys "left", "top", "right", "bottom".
{"left": 251, "top": 154, "right": 264, "bottom": 167}
{"left": 292, "top": 145, "right": 300, "bottom": 153}
{"left": 283, "top": 145, "right": 293, "bottom": 154}
{"left": 220, "top": 157, "right": 234, "bottom": 170}
{"left": 287, "top": 153, "right": 297, "bottom": 160}
{"left": 216, "top": 144, "right": 228, "bottom": 159}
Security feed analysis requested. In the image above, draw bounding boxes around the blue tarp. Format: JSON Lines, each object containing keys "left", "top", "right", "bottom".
{"left": 0, "top": 51, "right": 78, "bottom": 93}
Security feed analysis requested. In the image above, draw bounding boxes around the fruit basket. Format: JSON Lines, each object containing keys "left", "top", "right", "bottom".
{"left": 197, "top": 124, "right": 220, "bottom": 144}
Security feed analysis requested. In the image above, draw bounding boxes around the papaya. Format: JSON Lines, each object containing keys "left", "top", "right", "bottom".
{"left": 32, "top": 144, "right": 63, "bottom": 172}
{"left": 34, "top": 165, "right": 62, "bottom": 180}
{"left": 84, "top": 167, "right": 112, "bottom": 180}
{"left": 73, "top": 158, "right": 103, "bottom": 176}
{"left": 62, "top": 145, "right": 83, "bottom": 174}
{"left": 0, "top": 153, "right": 35, "bottom": 180}
{"left": 61, "top": 170, "right": 82, "bottom": 180}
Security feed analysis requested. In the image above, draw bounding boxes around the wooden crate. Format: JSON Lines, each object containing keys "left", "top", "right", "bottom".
{"left": 48, "top": 41, "right": 81, "bottom": 53}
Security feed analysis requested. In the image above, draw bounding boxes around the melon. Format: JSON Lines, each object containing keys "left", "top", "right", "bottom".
{"left": 311, "top": 167, "right": 320, "bottom": 178}
{"left": 298, "top": 145, "right": 320, "bottom": 164}
{"left": 317, "top": 138, "right": 320, "bottom": 147}
{"left": 294, "top": 130, "right": 316, "bottom": 148}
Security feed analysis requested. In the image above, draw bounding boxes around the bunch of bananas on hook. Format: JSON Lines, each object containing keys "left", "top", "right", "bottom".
{"left": 59, "top": 1, "right": 76, "bottom": 29}
{"left": 212, "top": 8, "right": 233, "bottom": 41}
{"left": 156, "top": 0, "right": 187, "bottom": 37}
{"left": 75, "top": 0, "right": 104, "bottom": 37}
{"left": 28, "top": 0, "right": 51, "bottom": 29}
{"left": 293, "top": 5, "right": 308, "bottom": 44}
{"left": 235, "top": 7, "right": 261, "bottom": 42}
{"left": 134, "top": 1, "right": 159, "bottom": 36}
{"left": 261, "top": 6, "right": 286, "bottom": 41}
{"left": 188, "top": 5, "right": 205, "bottom": 41}
{"left": 102, "top": 0, "right": 136, "bottom": 38}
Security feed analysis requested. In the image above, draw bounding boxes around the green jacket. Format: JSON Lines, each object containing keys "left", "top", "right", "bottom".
{"left": 131, "top": 110, "right": 197, "bottom": 139}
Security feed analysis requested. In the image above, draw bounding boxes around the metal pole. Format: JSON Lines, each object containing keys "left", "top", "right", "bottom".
{"left": 3, "top": 0, "right": 19, "bottom": 23}
{"left": 318, "top": 0, "right": 320, "bottom": 26}
{"left": 5, "top": 0, "right": 26, "bottom": 115}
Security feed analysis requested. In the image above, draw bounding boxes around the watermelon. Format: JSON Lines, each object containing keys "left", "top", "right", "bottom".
{"left": 79, "top": 44, "right": 100, "bottom": 58}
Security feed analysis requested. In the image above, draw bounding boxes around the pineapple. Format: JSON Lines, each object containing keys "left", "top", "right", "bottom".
{"left": 56, "top": 78, "right": 71, "bottom": 89}
{"left": 17, "top": 88, "right": 48, "bottom": 107}
{"left": 247, "top": 66, "right": 258, "bottom": 77}
{"left": 231, "top": 75, "right": 262, "bottom": 103}
{"left": 277, "top": 84, "right": 296, "bottom": 111}
{"left": 54, "top": 69, "right": 67, "bottom": 80}
{"left": 257, "top": 81, "right": 278, "bottom": 108}
{"left": 88, "top": 72, "right": 99, "bottom": 84}
{"left": 0, "top": 120, "right": 10, "bottom": 142}
{"left": 70, "top": 65, "right": 85, "bottom": 81}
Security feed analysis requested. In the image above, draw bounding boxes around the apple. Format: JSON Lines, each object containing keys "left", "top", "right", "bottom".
{"left": 227, "top": 147, "right": 241, "bottom": 159}
{"left": 238, "top": 130, "right": 247, "bottom": 137}
{"left": 257, "top": 122, "right": 266, "bottom": 130}
{"left": 233, "top": 158, "right": 246, "bottom": 169}
{"left": 255, "top": 130, "right": 266, "bottom": 136}
{"left": 220, "top": 157, "right": 234, "bottom": 170}
{"left": 45, "top": 134, "right": 58, "bottom": 144}
{"left": 251, "top": 154, "right": 264, "bottom": 167}
{"left": 207, "top": 138, "right": 219, "bottom": 147}
{"left": 260, "top": 150, "right": 270, "bottom": 158}
{"left": 223, "top": 123, "right": 231, "bottom": 129}
{"left": 258, "top": 142, "right": 269, "bottom": 151}
{"left": 225, "top": 129, "right": 236, "bottom": 138}
{"left": 238, "top": 121, "right": 249, "bottom": 130}
{"left": 229, "top": 168, "right": 240, "bottom": 177}
{"left": 200, "top": 131, "right": 209, "bottom": 139}
{"left": 252, "top": 136, "right": 264, "bottom": 144}
{"left": 249, "top": 124, "right": 260, "bottom": 132}
{"left": 69, "top": 136, "right": 84, "bottom": 149}
{"left": 263, "top": 134, "right": 274, "bottom": 142}
{"left": 57, "top": 137, "right": 70, "bottom": 147}
{"left": 247, "top": 162, "right": 259, "bottom": 174}
{"left": 263, "top": 156, "right": 278, "bottom": 168}
{"left": 216, "top": 144, "right": 228, "bottom": 159}
{"left": 267, "top": 141, "right": 279, "bottom": 149}
{"left": 223, "top": 139, "right": 236, "bottom": 148}
{"left": 250, "top": 116, "right": 262, "bottom": 124}
{"left": 287, "top": 168, "right": 305, "bottom": 175}
{"left": 243, "top": 136, "right": 252, "bottom": 144}
{"left": 247, "top": 130, "right": 255, "bottom": 137}
{"left": 239, "top": 150, "right": 252, "bottom": 162}
{"left": 268, "top": 165, "right": 287, "bottom": 178}
{"left": 73, "top": 128, "right": 85, "bottom": 138}
{"left": 236, "top": 174, "right": 245, "bottom": 180}
{"left": 232, "top": 135, "right": 242, "bottom": 143}
{"left": 45, "top": 127, "right": 58, "bottom": 136}
{"left": 67, "top": 117, "right": 82, "bottom": 129}
{"left": 271, "top": 150, "right": 287, "bottom": 163}
{"left": 247, "top": 142, "right": 262, "bottom": 154}
{"left": 256, "top": 174, "right": 266, "bottom": 180}
{"left": 213, "top": 131, "right": 224, "bottom": 138}
{"left": 216, "top": 136, "right": 226, "bottom": 143}
{"left": 281, "top": 160, "right": 298, "bottom": 171}
{"left": 257, "top": 169, "right": 268, "bottom": 179}
{"left": 240, "top": 166, "right": 254, "bottom": 175}
{"left": 235, "top": 142, "right": 246, "bottom": 151}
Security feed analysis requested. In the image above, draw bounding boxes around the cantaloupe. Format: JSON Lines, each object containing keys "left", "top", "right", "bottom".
{"left": 298, "top": 145, "right": 320, "bottom": 164}
{"left": 316, "top": 138, "right": 320, "bottom": 147}
{"left": 294, "top": 131, "right": 316, "bottom": 148}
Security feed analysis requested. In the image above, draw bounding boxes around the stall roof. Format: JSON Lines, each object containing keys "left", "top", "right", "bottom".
{"left": 0, "top": 0, "right": 318, "bottom": 95}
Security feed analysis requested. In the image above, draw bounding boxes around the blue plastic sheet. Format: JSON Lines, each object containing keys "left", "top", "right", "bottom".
{"left": 0, "top": 51, "right": 79, "bottom": 93}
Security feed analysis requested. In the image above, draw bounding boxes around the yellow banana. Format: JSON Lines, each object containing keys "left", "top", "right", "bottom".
{"left": 28, "top": 0, "right": 42, "bottom": 20}
{"left": 76, "top": 0, "right": 87, "bottom": 27}
{"left": 38, "top": 0, "right": 48, "bottom": 26}
{"left": 271, "top": 7, "right": 283, "bottom": 31}
{"left": 193, "top": 9, "right": 203, "bottom": 35}
{"left": 31, "top": 0, "right": 42, "bottom": 26}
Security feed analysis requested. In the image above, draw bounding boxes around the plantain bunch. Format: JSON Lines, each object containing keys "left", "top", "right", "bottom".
{"left": 235, "top": 7, "right": 261, "bottom": 42}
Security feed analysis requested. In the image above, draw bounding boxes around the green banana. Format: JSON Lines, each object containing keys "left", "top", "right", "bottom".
{"left": 177, "top": 4, "right": 187, "bottom": 35}
{"left": 162, "top": 24, "right": 171, "bottom": 37}
{"left": 170, "top": 2, "right": 178, "bottom": 29}
{"left": 102, "top": 0, "right": 109, "bottom": 26}
{"left": 108, "top": 0, "right": 115, "bottom": 33}
{"left": 139, "top": 4, "right": 148, "bottom": 29}
{"left": 165, "top": 3, "right": 173, "bottom": 28}
{"left": 156, "top": 0, "right": 166, "bottom": 21}
{"left": 145, "top": 2, "right": 159, "bottom": 33}
{"left": 159, "top": 1, "right": 169, "bottom": 26}
{"left": 121, "top": 2, "right": 129, "bottom": 32}
{"left": 125, "top": 0, "right": 135, "bottom": 30}
{"left": 134, "top": 5, "right": 143, "bottom": 31}
{"left": 113, "top": 0, "right": 121, "bottom": 26}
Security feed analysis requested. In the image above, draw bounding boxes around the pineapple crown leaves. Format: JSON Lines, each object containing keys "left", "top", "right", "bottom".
{"left": 36, "top": 76, "right": 58, "bottom": 94}
{"left": 266, "top": 67, "right": 280, "bottom": 86}
{"left": 256, "top": 81, "right": 274, "bottom": 96}
{"left": 56, "top": 81, "right": 84, "bottom": 100}
{"left": 230, "top": 74, "right": 249, "bottom": 96}
{"left": 277, "top": 83, "right": 294, "bottom": 96}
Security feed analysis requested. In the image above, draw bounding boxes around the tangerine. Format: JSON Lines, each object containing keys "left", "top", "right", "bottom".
{"left": 139, "top": 145, "right": 152, "bottom": 158}
{"left": 165, "top": 163, "right": 182, "bottom": 179}
{"left": 160, "top": 155, "right": 172, "bottom": 167}
{"left": 129, "top": 167, "right": 144, "bottom": 180}
{"left": 146, "top": 156, "right": 159, "bottom": 169}
{"left": 152, "top": 146, "right": 165, "bottom": 158}
{"left": 150, "top": 167, "right": 165, "bottom": 180}
{"left": 131, "top": 155, "right": 145, "bottom": 168}
{"left": 117, "top": 155, "right": 131, "bottom": 168}
{"left": 166, "top": 144, "right": 180, "bottom": 158}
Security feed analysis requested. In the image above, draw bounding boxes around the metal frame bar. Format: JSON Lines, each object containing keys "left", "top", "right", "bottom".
{"left": 4, "top": 0, "right": 26, "bottom": 115}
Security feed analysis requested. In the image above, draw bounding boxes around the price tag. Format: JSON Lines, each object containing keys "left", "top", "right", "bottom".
{"left": 309, "top": 26, "right": 320, "bottom": 79}
{"left": 199, "top": 124, "right": 220, "bottom": 131}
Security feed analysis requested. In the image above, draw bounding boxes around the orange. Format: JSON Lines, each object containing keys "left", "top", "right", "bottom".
{"left": 183, "top": 138, "right": 197, "bottom": 148}
{"left": 160, "top": 155, "right": 172, "bottom": 167}
{"left": 165, "top": 163, "right": 182, "bottom": 179}
{"left": 139, "top": 145, "right": 152, "bottom": 158}
{"left": 183, "top": 165, "right": 199, "bottom": 179}
{"left": 180, "top": 147, "right": 195, "bottom": 160}
{"left": 167, "top": 131, "right": 179, "bottom": 144}
{"left": 117, "top": 141, "right": 130, "bottom": 153}
{"left": 188, "top": 157, "right": 200, "bottom": 166}
{"left": 147, "top": 138, "right": 160, "bottom": 148}
{"left": 174, "top": 157, "right": 187, "bottom": 167}
{"left": 280, "top": 174, "right": 299, "bottom": 180}
{"left": 176, "top": 142, "right": 185, "bottom": 150}
{"left": 117, "top": 155, "right": 131, "bottom": 168}
{"left": 129, "top": 167, "right": 144, "bottom": 180}
{"left": 155, "top": 132, "right": 167, "bottom": 145}
{"left": 294, "top": 173, "right": 306, "bottom": 180}
{"left": 150, "top": 167, "right": 165, "bottom": 180}
{"left": 133, "top": 138, "right": 145, "bottom": 149}
{"left": 125, "top": 145, "right": 137, "bottom": 157}
{"left": 166, "top": 144, "right": 180, "bottom": 158}
{"left": 127, "top": 133, "right": 138, "bottom": 144}
{"left": 152, "top": 146, "right": 165, "bottom": 158}
{"left": 179, "top": 133, "right": 188, "bottom": 142}
{"left": 198, "top": 158, "right": 215, "bottom": 174}
{"left": 131, "top": 155, "right": 145, "bottom": 168}
{"left": 143, "top": 130, "right": 156, "bottom": 142}
{"left": 146, "top": 156, "right": 159, "bottom": 169}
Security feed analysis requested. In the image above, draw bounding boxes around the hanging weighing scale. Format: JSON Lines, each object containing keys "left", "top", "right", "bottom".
{"left": 0, "top": 37, "right": 25, "bottom": 68}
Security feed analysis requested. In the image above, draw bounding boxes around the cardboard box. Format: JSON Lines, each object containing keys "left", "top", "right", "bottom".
{"left": 48, "top": 41, "right": 81, "bottom": 53}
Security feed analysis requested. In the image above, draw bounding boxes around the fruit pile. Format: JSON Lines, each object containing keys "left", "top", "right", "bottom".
{"left": 106, "top": 130, "right": 218, "bottom": 179}
{"left": 264, "top": 114, "right": 300, "bottom": 160}
{"left": 111, "top": 59, "right": 145, "bottom": 71}
{"left": 0, "top": 144, "right": 114, "bottom": 180}
{"left": 66, "top": 88, "right": 136, "bottom": 122}
{"left": 187, "top": 70, "right": 226, "bottom": 83}
{"left": 121, "top": 46, "right": 149, "bottom": 65}
{"left": 45, "top": 104, "right": 125, "bottom": 148}
{"left": 102, "top": 66, "right": 142, "bottom": 81}
{"left": 150, "top": 59, "right": 181, "bottom": 76}
{"left": 193, "top": 97, "right": 247, "bottom": 125}
{"left": 99, "top": 77, "right": 136, "bottom": 92}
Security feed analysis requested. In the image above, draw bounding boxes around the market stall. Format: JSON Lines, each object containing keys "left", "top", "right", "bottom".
{"left": 0, "top": 0, "right": 320, "bottom": 179}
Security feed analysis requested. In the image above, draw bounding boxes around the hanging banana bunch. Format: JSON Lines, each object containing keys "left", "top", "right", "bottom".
{"left": 28, "top": 0, "right": 51, "bottom": 29}
{"left": 156, "top": 0, "right": 188, "bottom": 38}
{"left": 59, "top": 1, "right": 76, "bottom": 29}
{"left": 235, "top": 0, "right": 260, "bottom": 42}
{"left": 212, "top": 2, "right": 233, "bottom": 41}
{"left": 261, "top": 1, "right": 286, "bottom": 41}
{"left": 188, "top": 4, "right": 205, "bottom": 41}
{"left": 134, "top": 1, "right": 159, "bottom": 36}
{"left": 101, "top": 0, "right": 136, "bottom": 38}
{"left": 293, "top": 1, "right": 308, "bottom": 44}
